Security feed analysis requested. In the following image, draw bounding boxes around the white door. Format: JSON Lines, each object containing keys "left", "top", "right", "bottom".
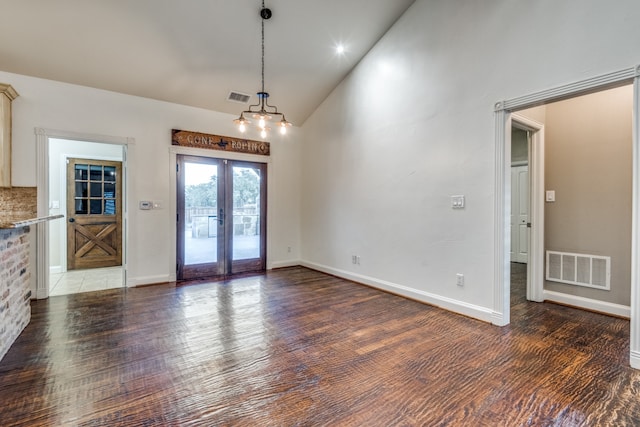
{"left": 510, "top": 165, "right": 529, "bottom": 263}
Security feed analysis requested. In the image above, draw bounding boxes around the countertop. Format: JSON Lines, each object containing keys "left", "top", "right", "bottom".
{"left": 0, "top": 214, "right": 64, "bottom": 229}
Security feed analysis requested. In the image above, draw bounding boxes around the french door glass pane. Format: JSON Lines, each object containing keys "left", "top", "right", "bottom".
{"left": 90, "top": 165, "right": 102, "bottom": 181}
{"left": 90, "top": 182, "right": 102, "bottom": 197}
{"left": 75, "top": 164, "right": 88, "bottom": 180}
{"left": 184, "top": 162, "right": 218, "bottom": 265}
{"left": 104, "top": 166, "right": 116, "bottom": 182}
{"left": 232, "top": 166, "right": 261, "bottom": 260}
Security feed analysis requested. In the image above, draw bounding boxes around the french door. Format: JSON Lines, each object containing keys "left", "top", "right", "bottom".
{"left": 176, "top": 155, "right": 267, "bottom": 280}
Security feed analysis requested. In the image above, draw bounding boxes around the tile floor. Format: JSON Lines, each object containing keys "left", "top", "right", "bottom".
{"left": 49, "top": 266, "right": 123, "bottom": 296}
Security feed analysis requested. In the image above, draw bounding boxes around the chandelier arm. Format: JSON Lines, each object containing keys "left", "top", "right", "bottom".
{"left": 263, "top": 99, "right": 279, "bottom": 114}
{"left": 245, "top": 100, "right": 263, "bottom": 111}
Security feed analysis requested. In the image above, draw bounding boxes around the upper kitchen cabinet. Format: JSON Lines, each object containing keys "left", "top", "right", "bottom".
{"left": 0, "top": 83, "right": 18, "bottom": 188}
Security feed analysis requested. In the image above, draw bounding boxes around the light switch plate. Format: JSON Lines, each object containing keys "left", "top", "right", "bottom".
{"left": 546, "top": 190, "right": 555, "bottom": 202}
{"left": 451, "top": 195, "right": 465, "bottom": 209}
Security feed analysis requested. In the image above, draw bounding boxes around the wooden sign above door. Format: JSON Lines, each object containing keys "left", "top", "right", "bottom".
{"left": 171, "top": 129, "right": 270, "bottom": 156}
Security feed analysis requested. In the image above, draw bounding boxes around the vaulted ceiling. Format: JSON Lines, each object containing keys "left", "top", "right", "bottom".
{"left": 0, "top": 0, "right": 416, "bottom": 125}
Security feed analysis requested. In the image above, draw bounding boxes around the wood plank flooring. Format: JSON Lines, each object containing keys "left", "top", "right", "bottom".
{"left": 1, "top": 265, "right": 639, "bottom": 426}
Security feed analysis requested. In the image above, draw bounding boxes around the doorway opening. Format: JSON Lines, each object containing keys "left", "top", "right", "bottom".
{"left": 508, "top": 113, "right": 545, "bottom": 312}
{"left": 49, "top": 140, "right": 125, "bottom": 296}
{"left": 508, "top": 87, "right": 633, "bottom": 318}
{"left": 36, "top": 130, "right": 131, "bottom": 299}
{"left": 495, "top": 67, "right": 639, "bottom": 368}
{"left": 176, "top": 155, "right": 267, "bottom": 281}
{"left": 49, "top": 146, "right": 125, "bottom": 295}
{"left": 510, "top": 126, "right": 531, "bottom": 312}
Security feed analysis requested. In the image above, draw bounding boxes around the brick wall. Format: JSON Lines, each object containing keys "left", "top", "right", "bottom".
{"left": 0, "top": 226, "right": 31, "bottom": 362}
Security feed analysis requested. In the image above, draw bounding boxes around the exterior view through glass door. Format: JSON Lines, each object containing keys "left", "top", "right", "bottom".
{"left": 177, "top": 155, "right": 266, "bottom": 280}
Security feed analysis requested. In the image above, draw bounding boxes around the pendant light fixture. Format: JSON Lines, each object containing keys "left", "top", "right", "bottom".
{"left": 234, "top": 1, "right": 292, "bottom": 138}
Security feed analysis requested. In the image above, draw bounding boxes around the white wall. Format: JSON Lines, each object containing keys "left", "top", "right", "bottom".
{"left": 543, "top": 86, "right": 633, "bottom": 306}
{"left": 3, "top": 71, "right": 301, "bottom": 286}
{"left": 300, "top": 0, "right": 640, "bottom": 321}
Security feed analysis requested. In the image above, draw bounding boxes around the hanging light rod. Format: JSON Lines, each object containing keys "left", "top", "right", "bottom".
{"left": 234, "top": 1, "right": 292, "bottom": 138}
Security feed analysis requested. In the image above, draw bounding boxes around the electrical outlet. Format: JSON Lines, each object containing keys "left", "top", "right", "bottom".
{"left": 287, "top": 246, "right": 291, "bottom": 253}
{"left": 356, "top": 256, "right": 361, "bottom": 265}
{"left": 456, "top": 273, "right": 464, "bottom": 287}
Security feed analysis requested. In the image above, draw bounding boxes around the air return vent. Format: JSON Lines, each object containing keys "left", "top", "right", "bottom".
{"left": 227, "top": 91, "right": 251, "bottom": 104}
{"left": 546, "top": 251, "right": 610, "bottom": 290}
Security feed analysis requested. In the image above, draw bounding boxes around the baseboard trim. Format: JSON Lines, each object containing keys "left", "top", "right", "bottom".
{"left": 49, "top": 265, "right": 62, "bottom": 274}
{"left": 269, "top": 260, "right": 301, "bottom": 269}
{"left": 631, "top": 350, "right": 640, "bottom": 369}
{"left": 301, "top": 261, "right": 494, "bottom": 323}
{"left": 543, "top": 290, "right": 631, "bottom": 318}
{"left": 127, "top": 274, "right": 172, "bottom": 287}
{"left": 491, "top": 311, "right": 508, "bottom": 326}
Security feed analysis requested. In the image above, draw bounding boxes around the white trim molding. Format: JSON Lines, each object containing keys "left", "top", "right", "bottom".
{"left": 631, "top": 351, "right": 640, "bottom": 370}
{"left": 126, "top": 274, "right": 172, "bottom": 287}
{"left": 631, "top": 72, "right": 640, "bottom": 369}
{"left": 35, "top": 129, "right": 49, "bottom": 299}
{"left": 269, "top": 260, "right": 301, "bottom": 269}
{"left": 302, "top": 261, "right": 495, "bottom": 324}
{"left": 493, "top": 108, "right": 510, "bottom": 326}
{"left": 500, "top": 67, "right": 637, "bottom": 112}
{"left": 543, "top": 290, "right": 630, "bottom": 319}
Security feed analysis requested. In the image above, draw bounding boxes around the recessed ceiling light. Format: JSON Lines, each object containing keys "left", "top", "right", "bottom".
{"left": 336, "top": 44, "right": 345, "bottom": 54}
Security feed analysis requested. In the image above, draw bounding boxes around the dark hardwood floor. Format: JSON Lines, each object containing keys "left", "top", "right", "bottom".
{"left": 1, "top": 265, "right": 639, "bottom": 426}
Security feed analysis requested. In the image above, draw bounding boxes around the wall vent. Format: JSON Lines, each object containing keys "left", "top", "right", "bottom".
{"left": 227, "top": 91, "right": 251, "bottom": 104}
{"left": 546, "top": 251, "right": 610, "bottom": 290}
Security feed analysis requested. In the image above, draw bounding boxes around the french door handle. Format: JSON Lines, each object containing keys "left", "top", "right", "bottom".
{"left": 219, "top": 208, "right": 224, "bottom": 226}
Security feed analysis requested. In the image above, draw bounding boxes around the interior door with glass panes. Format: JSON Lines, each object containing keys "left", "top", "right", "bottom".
{"left": 66, "top": 158, "right": 122, "bottom": 270}
{"left": 177, "top": 155, "right": 266, "bottom": 280}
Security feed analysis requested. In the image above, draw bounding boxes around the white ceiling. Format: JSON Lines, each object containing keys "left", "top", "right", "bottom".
{"left": 0, "top": 0, "right": 416, "bottom": 125}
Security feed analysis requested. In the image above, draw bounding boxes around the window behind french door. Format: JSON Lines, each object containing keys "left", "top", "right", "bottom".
{"left": 176, "top": 155, "right": 267, "bottom": 280}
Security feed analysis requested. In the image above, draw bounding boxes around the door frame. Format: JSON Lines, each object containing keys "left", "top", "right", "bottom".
{"left": 36, "top": 128, "right": 134, "bottom": 299}
{"left": 169, "top": 145, "right": 272, "bottom": 282}
{"left": 493, "top": 65, "right": 640, "bottom": 369}
{"left": 511, "top": 114, "right": 545, "bottom": 303}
